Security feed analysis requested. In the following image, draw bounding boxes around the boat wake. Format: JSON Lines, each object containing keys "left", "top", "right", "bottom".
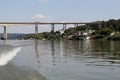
{"left": 0, "top": 44, "right": 22, "bottom": 66}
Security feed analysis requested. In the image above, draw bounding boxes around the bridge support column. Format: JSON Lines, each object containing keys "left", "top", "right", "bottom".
{"left": 51, "top": 24, "right": 55, "bottom": 33}
{"left": 98, "top": 23, "right": 102, "bottom": 29}
{"left": 74, "top": 24, "right": 79, "bottom": 27}
{"left": 35, "top": 24, "right": 38, "bottom": 34}
{"left": 4, "top": 26, "right": 7, "bottom": 40}
{"left": 77, "top": 24, "right": 79, "bottom": 27}
{"left": 74, "top": 24, "right": 77, "bottom": 28}
{"left": 63, "top": 24, "right": 66, "bottom": 31}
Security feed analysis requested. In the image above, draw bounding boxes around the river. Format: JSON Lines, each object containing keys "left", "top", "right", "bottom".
{"left": 0, "top": 40, "right": 120, "bottom": 80}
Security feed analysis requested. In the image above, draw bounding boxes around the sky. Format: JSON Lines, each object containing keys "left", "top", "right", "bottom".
{"left": 0, "top": 0, "right": 120, "bottom": 33}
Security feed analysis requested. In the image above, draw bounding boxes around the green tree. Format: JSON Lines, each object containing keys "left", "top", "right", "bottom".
{"left": 64, "top": 28, "right": 75, "bottom": 35}
{"left": 23, "top": 34, "right": 42, "bottom": 40}
{"left": 98, "top": 28, "right": 112, "bottom": 36}
{"left": 76, "top": 25, "right": 87, "bottom": 31}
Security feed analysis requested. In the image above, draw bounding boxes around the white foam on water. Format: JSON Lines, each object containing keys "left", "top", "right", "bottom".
{"left": 0, "top": 47, "right": 22, "bottom": 66}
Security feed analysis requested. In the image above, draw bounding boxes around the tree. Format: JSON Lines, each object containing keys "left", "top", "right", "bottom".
{"left": 64, "top": 28, "right": 75, "bottom": 35}
{"left": 23, "top": 34, "right": 42, "bottom": 40}
{"left": 76, "top": 25, "right": 87, "bottom": 31}
{"left": 98, "top": 28, "right": 112, "bottom": 36}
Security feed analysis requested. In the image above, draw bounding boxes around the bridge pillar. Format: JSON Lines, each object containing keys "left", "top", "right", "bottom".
{"left": 98, "top": 23, "right": 102, "bottom": 29}
{"left": 4, "top": 26, "right": 7, "bottom": 40}
{"left": 51, "top": 24, "right": 55, "bottom": 32}
{"left": 75, "top": 24, "right": 79, "bottom": 27}
{"left": 63, "top": 24, "right": 66, "bottom": 31}
{"left": 77, "top": 24, "right": 79, "bottom": 27}
{"left": 35, "top": 24, "right": 38, "bottom": 34}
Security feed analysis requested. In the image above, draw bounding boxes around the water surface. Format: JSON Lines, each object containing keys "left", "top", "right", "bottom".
{"left": 0, "top": 40, "right": 120, "bottom": 80}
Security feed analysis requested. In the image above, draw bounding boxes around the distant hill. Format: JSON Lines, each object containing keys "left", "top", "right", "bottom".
{"left": 0, "top": 33, "right": 26, "bottom": 40}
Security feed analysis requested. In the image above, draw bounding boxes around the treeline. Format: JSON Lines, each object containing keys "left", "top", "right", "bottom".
{"left": 89, "top": 19, "right": 120, "bottom": 40}
{"left": 88, "top": 19, "right": 120, "bottom": 31}
{"left": 23, "top": 19, "right": 120, "bottom": 40}
{"left": 23, "top": 32, "right": 63, "bottom": 40}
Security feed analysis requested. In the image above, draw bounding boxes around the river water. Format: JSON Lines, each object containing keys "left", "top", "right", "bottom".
{"left": 0, "top": 40, "right": 120, "bottom": 80}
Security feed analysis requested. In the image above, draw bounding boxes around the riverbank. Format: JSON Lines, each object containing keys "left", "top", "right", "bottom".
{"left": 22, "top": 19, "right": 120, "bottom": 41}
{"left": 1, "top": 19, "right": 120, "bottom": 41}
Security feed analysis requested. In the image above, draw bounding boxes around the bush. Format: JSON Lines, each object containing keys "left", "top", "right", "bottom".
{"left": 41, "top": 32, "right": 63, "bottom": 40}
{"left": 23, "top": 34, "right": 42, "bottom": 40}
{"left": 108, "top": 35, "right": 120, "bottom": 40}
{"left": 98, "top": 29, "right": 112, "bottom": 36}
{"left": 92, "top": 35, "right": 105, "bottom": 39}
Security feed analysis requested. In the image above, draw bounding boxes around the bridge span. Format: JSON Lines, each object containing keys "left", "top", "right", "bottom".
{"left": 0, "top": 22, "right": 90, "bottom": 40}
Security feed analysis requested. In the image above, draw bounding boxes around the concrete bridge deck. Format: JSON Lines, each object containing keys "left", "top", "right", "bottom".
{"left": 0, "top": 22, "right": 89, "bottom": 24}
{"left": 0, "top": 22, "right": 90, "bottom": 40}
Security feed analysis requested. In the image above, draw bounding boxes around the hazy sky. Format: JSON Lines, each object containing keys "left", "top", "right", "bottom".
{"left": 0, "top": 0, "right": 120, "bottom": 33}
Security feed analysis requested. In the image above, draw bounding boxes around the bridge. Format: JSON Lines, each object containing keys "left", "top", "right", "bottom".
{"left": 0, "top": 22, "right": 90, "bottom": 40}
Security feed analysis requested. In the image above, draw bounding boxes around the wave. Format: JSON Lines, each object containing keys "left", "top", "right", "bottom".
{"left": 0, "top": 44, "right": 22, "bottom": 66}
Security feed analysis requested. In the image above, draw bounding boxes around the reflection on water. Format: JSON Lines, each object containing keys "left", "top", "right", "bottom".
{"left": 0, "top": 40, "right": 120, "bottom": 80}
{"left": 59, "top": 40, "right": 120, "bottom": 67}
